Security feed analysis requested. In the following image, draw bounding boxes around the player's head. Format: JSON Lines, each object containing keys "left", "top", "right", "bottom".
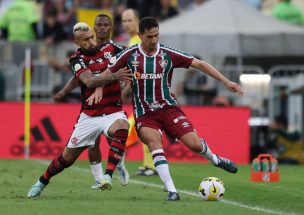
{"left": 122, "top": 9, "right": 139, "bottom": 36}
{"left": 73, "top": 22, "right": 98, "bottom": 55}
{"left": 138, "top": 17, "right": 159, "bottom": 52}
{"left": 94, "top": 14, "right": 113, "bottom": 43}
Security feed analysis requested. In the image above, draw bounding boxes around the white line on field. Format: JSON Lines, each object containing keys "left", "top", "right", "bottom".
{"left": 35, "top": 160, "right": 297, "bottom": 215}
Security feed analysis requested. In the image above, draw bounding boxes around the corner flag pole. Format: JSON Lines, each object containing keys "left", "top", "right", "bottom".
{"left": 24, "top": 48, "right": 31, "bottom": 160}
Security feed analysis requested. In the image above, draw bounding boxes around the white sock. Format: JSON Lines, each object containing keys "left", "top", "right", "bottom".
{"left": 199, "top": 139, "right": 219, "bottom": 165}
{"left": 151, "top": 149, "right": 177, "bottom": 193}
{"left": 117, "top": 153, "right": 125, "bottom": 168}
{"left": 90, "top": 162, "right": 103, "bottom": 182}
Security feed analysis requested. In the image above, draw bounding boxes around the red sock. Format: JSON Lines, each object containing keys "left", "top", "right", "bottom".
{"left": 105, "top": 129, "right": 128, "bottom": 177}
{"left": 39, "top": 154, "right": 72, "bottom": 185}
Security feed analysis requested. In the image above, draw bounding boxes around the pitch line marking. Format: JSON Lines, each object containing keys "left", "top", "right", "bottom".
{"left": 35, "top": 160, "right": 297, "bottom": 215}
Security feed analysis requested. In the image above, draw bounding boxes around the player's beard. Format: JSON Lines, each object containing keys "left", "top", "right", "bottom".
{"left": 81, "top": 46, "right": 100, "bottom": 56}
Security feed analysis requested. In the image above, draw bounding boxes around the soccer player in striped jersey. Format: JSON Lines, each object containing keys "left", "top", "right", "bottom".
{"left": 94, "top": 17, "right": 244, "bottom": 201}
{"left": 27, "top": 21, "right": 132, "bottom": 198}
{"left": 53, "top": 14, "right": 130, "bottom": 189}
{"left": 122, "top": 8, "right": 157, "bottom": 176}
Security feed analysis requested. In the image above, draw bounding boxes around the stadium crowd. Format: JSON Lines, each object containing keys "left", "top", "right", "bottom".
{"left": 0, "top": 0, "right": 303, "bottom": 44}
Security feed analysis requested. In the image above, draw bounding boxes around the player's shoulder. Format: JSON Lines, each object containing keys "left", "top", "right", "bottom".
{"left": 160, "top": 44, "right": 192, "bottom": 57}
{"left": 69, "top": 49, "right": 82, "bottom": 60}
{"left": 116, "top": 44, "right": 139, "bottom": 57}
{"left": 108, "top": 40, "right": 125, "bottom": 50}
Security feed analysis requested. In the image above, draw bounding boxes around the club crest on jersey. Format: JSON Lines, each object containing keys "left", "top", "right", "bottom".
{"left": 104, "top": 52, "right": 112, "bottom": 59}
{"left": 159, "top": 60, "right": 168, "bottom": 68}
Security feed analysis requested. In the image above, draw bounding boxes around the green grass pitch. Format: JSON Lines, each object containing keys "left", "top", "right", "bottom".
{"left": 0, "top": 159, "right": 303, "bottom": 215}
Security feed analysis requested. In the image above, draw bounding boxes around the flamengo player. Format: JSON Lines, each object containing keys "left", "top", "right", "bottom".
{"left": 27, "top": 22, "right": 132, "bottom": 198}
{"left": 94, "top": 17, "right": 244, "bottom": 201}
{"left": 54, "top": 14, "right": 130, "bottom": 189}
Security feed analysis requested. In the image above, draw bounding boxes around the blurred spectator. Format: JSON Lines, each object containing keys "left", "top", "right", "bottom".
{"left": 47, "top": 49, "right": 74, "bottom": 87}
{"left": 272, "top": 0, "right": 304, "bottom": 26}
{"left": 45, "top": 0, "right": 77, "bottom": 40}
{"left": 186, "top": 0, "right": 206, "bottom": 11}
{"left": 43, "top": 8, "right": 68, "bottom": 46}
{"left": 212, "top": 96, "right": 233, "bottom": 107}
{"left": 155, "top": 0, "right": 179, "bottom": 21}
{"left": 242, "top": 0, "right": 262, "bottom": 10}
{"left": 0, "top": 0, "right": 39, "bottom": 41}
{"left": 183, "top": 56, "right": 216, "bottom": 105}
{"left": 268, "top": 115, "right": 303, "bottom": 164}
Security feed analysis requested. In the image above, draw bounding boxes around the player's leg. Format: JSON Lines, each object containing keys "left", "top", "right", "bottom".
{"left": 99, "top": 112, "right": 129, "bottom": 190}
{"left": 139, "top": 144, "right": 157, "bottom": 176}
{"left": 88, "top": 135, "right": 104, "bottom": 189}
{"left": 163, "top": 106, "right": 237, "bottom": 173}
{"left": 139, "top": 126, "right": 179, "bottom": 201}
{"left": 180, "top": 132, "right": 237, "bottom": 173}
{"left": 27, "top": 112, "right": 104, "bottom": 197}
{"left": 27, "top": 146, "right": 85, "bottom": 198}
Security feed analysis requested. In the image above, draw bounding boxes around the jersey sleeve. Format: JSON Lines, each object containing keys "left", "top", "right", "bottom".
{"left": 69, "top": 57, "right": 90, "bottom": 77}
{"left": 165, "top": 46, "right": 194, "bottom": 69}
{"left": 108, "top": 49, "right": 131, "bottom": 73}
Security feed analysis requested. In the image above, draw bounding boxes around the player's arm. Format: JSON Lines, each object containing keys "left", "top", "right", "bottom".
{"left": 190, "top": 58, "right": 244, "bottom": 96}
{"left": 53, "top": 76, "right": 79, "bottom": 102}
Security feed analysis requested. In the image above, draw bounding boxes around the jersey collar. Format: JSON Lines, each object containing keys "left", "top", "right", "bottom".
{"left": 138, "top": 43, "right": 160, "bottom": 58}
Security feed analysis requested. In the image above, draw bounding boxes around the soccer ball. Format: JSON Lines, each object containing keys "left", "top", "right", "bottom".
{"left": 198, "top": 177, "right": 225, "bottom": 201}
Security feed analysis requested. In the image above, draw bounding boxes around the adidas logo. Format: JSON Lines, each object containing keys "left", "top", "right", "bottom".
{"left": 11, "top": 117, "right": 64, "bottom": 157}
{"left": 19, "top": 117, "right": 61, "bottom": 142}
{"left": 89, "top": 59, "right": 95, "bottom": 64}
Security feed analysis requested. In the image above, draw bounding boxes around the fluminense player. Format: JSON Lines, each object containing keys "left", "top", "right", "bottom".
{"left": 90, "top": 17, "right": 244, "bottom": 201}
{"left": 27, "top": 21, "right": 132, "bottom": 198}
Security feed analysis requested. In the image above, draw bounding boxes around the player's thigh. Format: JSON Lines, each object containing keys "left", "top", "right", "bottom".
{"left": 138, "top": 127, "right": 163, "bottom": 151}
{"left": 67, "top": 113, "right": 104, "bottom": 149}
{"left": 162, "top": 107, "right": 195, "bottom": 140}
{"left": 102, "top": 111, "right": 129, "bottom": 137}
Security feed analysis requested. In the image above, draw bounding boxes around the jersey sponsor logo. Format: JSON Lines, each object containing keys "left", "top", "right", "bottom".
{"left": 159, "top": 60, "right": 168, "bottom": 68}
{"left": 134, "top": 72, "right": 164, "bottom": 80}
{"left": 104, "top": 52, "right": 112, "bottom": 59}
{"left": 74, "top": 63, "right": 81, "bottom": 71}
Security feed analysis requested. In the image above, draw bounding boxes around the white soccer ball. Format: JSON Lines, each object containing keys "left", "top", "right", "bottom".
{"left": 198, "top": 177, "right": 225, "bottom": 201}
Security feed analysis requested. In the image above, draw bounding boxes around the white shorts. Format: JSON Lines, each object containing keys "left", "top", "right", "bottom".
{"left": 67, "top": 111, "right": 128, "bottom": 148}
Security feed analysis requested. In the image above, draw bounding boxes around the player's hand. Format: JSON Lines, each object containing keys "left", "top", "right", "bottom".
{"left": 224, "top": 81, "right": 244, "bottom": 96}
{"left": 53, "top": 90, "right": 66, "bottom": 103}
{"left": 113, "top": 67, "right": 132, "bottom": 83}
{"left": 86, "top": 87, "right": 103, "bottom": 106}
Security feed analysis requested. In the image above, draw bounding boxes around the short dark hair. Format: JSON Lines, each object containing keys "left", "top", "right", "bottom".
{"left": 95, "top": 14, "right": 112, "bottom": 25}
{"left": 139, "top": 17, "right": 159, "bottom": 33}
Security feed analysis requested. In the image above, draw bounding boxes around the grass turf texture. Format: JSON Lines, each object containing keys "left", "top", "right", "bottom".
{"left": 0, "top": 159, "right": 303, "bottom": 215}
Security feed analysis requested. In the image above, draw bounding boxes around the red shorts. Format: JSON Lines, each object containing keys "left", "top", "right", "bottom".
{"left": 135, "top": 106, "right": 195, "bottom": 140}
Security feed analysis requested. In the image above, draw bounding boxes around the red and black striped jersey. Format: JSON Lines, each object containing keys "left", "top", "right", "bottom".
{"left": 69, "top": 40, "right": 124, "bottom": 116}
